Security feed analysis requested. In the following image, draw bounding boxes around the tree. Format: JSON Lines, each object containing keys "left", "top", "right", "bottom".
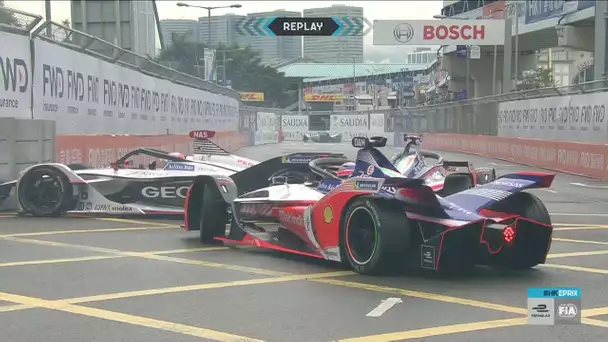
{"left": 0, "top": 0, "right": 18, "bottom": 26}
{"left": 516, "top": 67, "right": 556, "bottom": 90}
{"left": 157, "top": 35, "right": 296, "bottom": 108}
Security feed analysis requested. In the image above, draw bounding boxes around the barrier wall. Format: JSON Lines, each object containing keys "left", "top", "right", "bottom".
{"left": 421, "top": 133, "right": 608, "bottom": 180}
{"left": 0, "top": 118, "right": 55, "bottom": 210}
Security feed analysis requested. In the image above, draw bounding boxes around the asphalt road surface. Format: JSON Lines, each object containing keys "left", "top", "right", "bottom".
{"left": 0, "top": 141, "right": 607, "bottom": 342}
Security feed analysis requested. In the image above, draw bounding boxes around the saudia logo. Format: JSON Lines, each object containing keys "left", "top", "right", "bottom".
{"left": 337, "top": 117, "right": 368, "bottom": 127}
{"left": 282, "top": 117, "right": 308, "bottom": 128}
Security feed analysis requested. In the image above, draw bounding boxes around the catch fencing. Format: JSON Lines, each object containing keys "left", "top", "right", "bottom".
{"left": 241, "top": 79, "right": 608, "bottom": 179}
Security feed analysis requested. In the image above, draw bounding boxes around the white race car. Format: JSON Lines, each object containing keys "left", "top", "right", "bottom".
{"left": 0, "top": 130, "right": 260, "bottom": 217}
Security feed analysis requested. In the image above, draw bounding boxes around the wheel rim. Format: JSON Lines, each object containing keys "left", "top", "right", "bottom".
{"left": 345, "top": 207, "right": 379, "bottom": 265}
{"left": 20, "top": 169, "right": 64, "bottom": 210}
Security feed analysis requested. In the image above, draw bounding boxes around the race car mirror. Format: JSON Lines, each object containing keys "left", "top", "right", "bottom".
{"left": 271, "top": 176, "right": 287, "bottom": 185}
{"left": 369, "top": 136, "right": 387, "bottom": 147}
{"left": 352, "top": 137, "right": 369, "bottom": 148}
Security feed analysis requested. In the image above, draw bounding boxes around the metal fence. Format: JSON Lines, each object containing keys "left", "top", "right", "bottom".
{"left": 0, "top": 5, "right": 239, "bottom": 101}
{"left": 240, "top": 79, "right": 608, "bottom": 135}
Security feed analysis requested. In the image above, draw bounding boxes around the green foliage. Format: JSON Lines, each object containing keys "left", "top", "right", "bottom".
{"left": 157, "top": 34, "right": 296, "bottom": 108}
{"left": 517, "top": 67, "right": 556, "bottom": 90}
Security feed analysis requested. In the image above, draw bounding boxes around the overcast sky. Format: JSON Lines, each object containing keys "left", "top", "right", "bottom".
{"left": 6, "top": 1, "right": 444, "bottom": 61}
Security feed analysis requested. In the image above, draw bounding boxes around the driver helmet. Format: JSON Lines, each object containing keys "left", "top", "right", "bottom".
{"left": 168, "top": 152, "right": 185, "bottom": 159}
{"left": 337, "top": 162, "right": 355, "bottom": 178}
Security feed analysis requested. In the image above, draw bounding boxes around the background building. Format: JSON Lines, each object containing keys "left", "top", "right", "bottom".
{"left": 198, "top": 13, "right": 244, "bottom": 47}
{"left": 303, "top": 5, "right": 364, "bottom": 63}
{"left": 243, "top": 10, "right": 302, "bottom": 66}
{"left": 159, "top": 19, "right": 198, "bottom": 46}
{"left": 71, "top": 0, "right": 157, "bottom": 57}
{"left": 407, "top": 48, "right": 436, "bottom": 65}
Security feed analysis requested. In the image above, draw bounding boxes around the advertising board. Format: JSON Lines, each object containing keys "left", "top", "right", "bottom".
{"left": 281, "top": 115, "right": 309, "bottom": 131}
{"left": 0, "top": 31, "right": 32, "bottom": 120}
{"left": 497, "top": 93, "right": 608, "bottom": 143}
{"left": 240, "top": 92, "right": 264, "bottom": 101}
{"left": 373, "top": 20, "right": 505, "bottom": 46}
{"left": 33, "top": 39, "right": 239, "bottom": 134}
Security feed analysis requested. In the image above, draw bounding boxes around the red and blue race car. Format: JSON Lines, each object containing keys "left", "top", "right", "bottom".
{"left": 182, "top": 136, "right": 554, "bottom": 275}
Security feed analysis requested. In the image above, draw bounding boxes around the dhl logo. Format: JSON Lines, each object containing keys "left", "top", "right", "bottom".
{"left": 240, "top": 92, "right": 265, "bottom": 101}
{"left": 304, "top": 94, "right": 343, "bottom": 102}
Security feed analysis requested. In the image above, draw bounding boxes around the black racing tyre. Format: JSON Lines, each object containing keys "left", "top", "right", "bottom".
{"left": 67, "top": 163, "right": 89, "bottom": 170}
{"left": 340, "top": 197, "right": 410, "bottom": 275}
{"left": 475, "top": 168, "right": 497, "bottom": 185}
{"left": 17, "top": 166, "right": 75, "bottom": 217}
{"left": 302, "top": 135, "right": 310, "bottom": 142}
{"left": 440, "top": 173, "right": 474, "bottom": 197}
{"left": 199, "top": 184, "right": 228, "bottom": 244}
{"left": 489, "top": 192, "right": 551, "bottom": 269}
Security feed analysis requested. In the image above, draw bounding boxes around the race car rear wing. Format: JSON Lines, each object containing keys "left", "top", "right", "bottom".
{"left": 442, "top": 161, "right": 470, "bottom": 168}
{"left": 189, "top": 130, "right": 230, "bottom": 156}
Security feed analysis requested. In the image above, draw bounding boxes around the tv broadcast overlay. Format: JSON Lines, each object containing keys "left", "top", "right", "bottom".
{"left": 373, "top": 20, "right": 506, "bottom": 45}
{"left": 236, "top": 16, "right": 371, "bottom": 36}
{"left": 527, "top": 288, "right": 581, "bottom": 325}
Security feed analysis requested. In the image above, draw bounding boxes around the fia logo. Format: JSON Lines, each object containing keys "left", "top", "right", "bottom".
{"left": 558, "top": 304, "right": 577, "bottom": 318}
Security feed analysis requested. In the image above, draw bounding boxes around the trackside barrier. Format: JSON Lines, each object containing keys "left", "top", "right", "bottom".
{"left": 55, "top": 131, "right": 249, "bottom": 169}
{"left": 422, "top": 133, "right": 608, "bottom": 180}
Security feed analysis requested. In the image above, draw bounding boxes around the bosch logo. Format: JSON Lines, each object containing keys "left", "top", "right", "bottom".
{"left": 423, "top": 24, "right": 486, "bottom": 41}
{"left": 141, "top": 186, "right": 189, "bottom": 199}
{"left": 393, "top": 23, "right": 414, "bottom": 43}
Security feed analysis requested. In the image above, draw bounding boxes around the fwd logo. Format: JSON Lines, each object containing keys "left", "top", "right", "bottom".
{"left": 0, "top": 56, "right": 29, "bottom": 93}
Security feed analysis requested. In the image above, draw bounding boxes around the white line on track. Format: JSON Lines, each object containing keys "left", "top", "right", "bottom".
{"left": 366, "top": 297, "right": 403, "bottom": 317}
{"left": 488, "top": 162, "right": 513, "bottom": 167}
{"left": 551, "top": 213, "right": 608, "bottom": 217}
{"left": 570, "top": 182, "right": 608, "bottom": 189}
{"left": 540, "top": 189, "right": 558, "bottom": 194}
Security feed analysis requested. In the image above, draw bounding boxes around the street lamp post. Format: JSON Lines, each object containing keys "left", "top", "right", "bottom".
{"left": 176, "top": 2, "right": 242, "bottom": 49}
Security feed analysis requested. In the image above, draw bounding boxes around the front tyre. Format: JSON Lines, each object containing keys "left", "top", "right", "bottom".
{"left": 340, "top": 198, "right": 410, "bottom": 275}
{"left": 199, "top": 184, "right": 228, "bottom": 244}
{"left": 17, "top": 166, "right": 75, "bottom": 217}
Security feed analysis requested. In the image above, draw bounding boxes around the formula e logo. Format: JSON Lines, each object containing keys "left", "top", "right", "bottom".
{"left": 141, "top": 186, "right": 189, "bottom": 199}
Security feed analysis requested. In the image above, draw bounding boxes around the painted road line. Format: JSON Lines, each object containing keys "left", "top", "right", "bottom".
{"left": 145, "top": 246, "right": 230, "bottom": 255}
{"left": 570, "top": 182, "right": 608, "bottom": 189}
{"left": 488, "top": 162, "right": 513, "bottom": 167}
{"left": 582, "top": 306, "right": 608, "bottom": 318}
{"left": 551, "top": 213, "right": 608, "bottom": 217}
{"left": 63, "top": 271, "right": 354, "bottom": 305}
{"left": 541, "top": 263, "right": 608, "bottom": 274}
{"left": 547, "top": 250, "right": 608, "bottom": 259}
{"left": 338, "top": 318, "right": 527, "bottom": 342}
{"left": 0, "top": 225, "right": 178, "bottom": 238}
{"left": 582, "top": 318, "right": 608, "bottom": 328}
{"left": 0, "top": 291, "right": 263, "bottom": 342}
{"left": 366, "top": 298, "right": 403, "bottom": 317}
{"left": 0, "top": 255, "right": 124, "bottom": 268}
{"left": 0, "top": 304, "right": 35, "bottom": 313}
{"left": 553, "top": 238, "right": 608, "bottom": 246}
{"left": 554, "top": 225, "right": 608, "bottom": 231}
{"left": 541, "top": 189, "right": 558, "bottom": 194}
{"left": 314, "top": 278, "right": 527, "bottom": 315}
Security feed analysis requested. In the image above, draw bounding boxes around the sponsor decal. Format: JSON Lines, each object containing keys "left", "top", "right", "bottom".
{"left": 354, "top": 180, "right": 380, "bottom": 191}
{"left": 278, "top": 210, "right": 305, "bottom": 227}
{"left": 366, "top": 165, "right": 375, "bottom": 175}
{"left": 420, "top": 245, "right": 436, "bottom": 270}
{"left": 164, "top": 162, "right": 195, "bottom": 171}
{"left": 323, "top": 205, "right": 333, "bottom": 224}
{"left": 281, "top": 115, "right": 309, "bottom": 130}
{"left": 281, "top": 155, "right": 315, "bottom": 164}
{"left": 304, "top": 93, "right": 343, "bottom": 102}
{"left": 141, "top": 186, "right": 189, "bottom": 199}
{"left": 240, "top": 92, "right": 264, "bottom": 101}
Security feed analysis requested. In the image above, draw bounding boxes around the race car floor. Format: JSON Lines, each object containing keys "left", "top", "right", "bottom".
{"left": 0, "top": 142, "right": 607, "bottom": 341}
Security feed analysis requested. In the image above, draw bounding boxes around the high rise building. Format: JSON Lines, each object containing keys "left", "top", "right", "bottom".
{"left": 303, "top": 5, "right": 364, "bottom": 63}
{"left": 71, "top": 0, "right": 157, "bottom": 57}
{"left": 198, "top": 14, "right": 244, "bottom": 47}
{"left": 407, "top": 48, "right": 436, "bottom": 65}
{"left": 160, "top": 19, "right": 198, "bottom": 47}
{"left": 243, "top": 10, "right": 302, "bottom": 66}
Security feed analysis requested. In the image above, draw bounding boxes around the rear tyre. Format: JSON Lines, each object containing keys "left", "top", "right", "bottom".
{"left": 17, "top": 166, "right": 75, "bottom": 217}
{"left": 199, "top": 184, "right": 228, "bottom": 244}
{"left": 340, "top": 197, "right": 410, "bottom": 275}
{"left": 475, "top": 168, "right": 497, "bottom": 185}
{"left": 440, "top": 173, "right": 474, "bottom": 197}
{"left": 489, "top": 192, "right": 551, "bottom": 269}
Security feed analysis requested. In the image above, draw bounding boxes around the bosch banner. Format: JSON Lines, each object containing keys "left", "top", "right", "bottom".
{"left": 281, "top": 115, "right": 309, "bottom": 131}
{"left": 373, "top": 20, "right": 505, "bottom": 46}
{"left": 240, "top": 92, "right": 265, "bottom": 102}
{"left": 304, "top": 94, "right": 343, "bottom": 102}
